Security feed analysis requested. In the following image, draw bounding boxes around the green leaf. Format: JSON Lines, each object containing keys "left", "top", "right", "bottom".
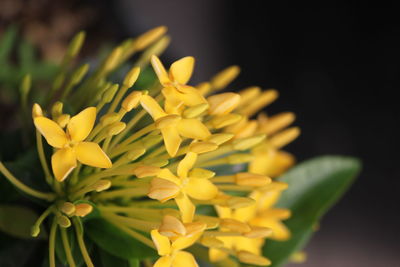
{"left": 85, "top": 218, "right": 157, "bottom": 260}
{"left": 0, "top": 25, "right": 17, "bottom": 63}
{"left": 263, "top": 156, "right": 361, "bottom": 267}
{"left": 99, "top": 247, "right": 131, "bottom": 267}
{"left": 0, "top": 204, "right": 47, "bottom": 239}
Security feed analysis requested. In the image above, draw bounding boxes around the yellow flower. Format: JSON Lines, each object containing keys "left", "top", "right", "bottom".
{"left": 151, "top": 215, "right": 206, "bottom": 267}
{"left": 151, "top": 55, "right": 206, "bottom": 108}
{"left": 140, "top": 95, "right": 210, "bottom": 156}
{"left": 148, "top": 152, "right": 218, "bottom": 222}
{"left": 34, "top": 106, "right": 112, "bottom": 181}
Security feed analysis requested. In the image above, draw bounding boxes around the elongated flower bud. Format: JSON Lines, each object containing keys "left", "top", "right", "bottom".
{"left": 207, "top": 93, "right": 241, "bottom": 115}
{"left": 60, "top": 202, "right": 75, "bottom": 216}
{"left": 122, "top": 91, "right": 142, "bottom": 111}
{"left": 210, "top": 114, "right": 242, "bottom": 129}
{"left": 75, "top": 203, "right": 93, "bottom": 217}
{"left": 237, "top": 251, "right": 271, "bottom": 266}
{"left": 32, "top": 103, "right": 43, "bottom": 118}
{"left": 57, "top": 215, "right": 71, "bottom": 228}
{"left": 210, "top": 65, "right": 240, "bottom": 91}
{"left": 189, "top": 141, "right": 218, "bottom": 154}
{"left": 220, "top": 218, "right": 251, "bottom": 233}
{"left": 233, "top": 134, "right": 266, "bottom": 150}
{"left": 134, "top": 26, "right": 167, "bottom": 51}
{"left": 123, "top": 67, "right": 141, "bottom": 88}
{"left": 235, "top": 172, "right": 271, "bottom": 187}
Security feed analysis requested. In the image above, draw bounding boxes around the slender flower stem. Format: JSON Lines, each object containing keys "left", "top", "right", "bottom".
{"left": 0, "top": 161, "right": 56, "bottom": 201}
{"left": 73, "top": 219, "right": 94, "bottom": 267}
{"left": 107, "top": 219, "right": 156, "bottom": 249}
{"left": 31, "top": 205, "right": 54, "bottom": 236}
{"left": 36, "top": 130, "right": 53, "bottom": 185}
{"left": 49, "top": 218, "right": 58, "bottom": 267}
{"left": 94, "top": 187, "right": 149, "bottom": 200}
{"left": 111, "top": 124, "right": 156, "bottom": 152}
{"left": 61, "top": 228, "right": 76, "bottom": 267}
{"left": 110, "top": 109, "right": 147, "bottom": 147}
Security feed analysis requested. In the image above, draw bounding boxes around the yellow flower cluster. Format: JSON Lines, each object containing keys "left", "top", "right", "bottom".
{"left": 0, "top": 26, "right": 299, "bottom": 267}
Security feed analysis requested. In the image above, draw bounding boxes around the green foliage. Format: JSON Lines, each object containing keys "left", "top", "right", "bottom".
{"left": 0, "top": 204, "right": 47, "bottom": 239}
{"left": 263, "top": 156, "right": 361, "bottom": 267}
{"left": 85, "top": 218, "right": 157, "bottom": 260}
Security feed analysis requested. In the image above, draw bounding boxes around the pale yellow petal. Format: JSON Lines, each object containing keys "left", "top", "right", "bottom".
{"left": 169, "top": 57, "right": 194, "bottom": 85}
{"left": 67, "top": 107, "right": 96, "bottom": 142}
{"left": 51, "top": 148, "right": 77, "bottom": 181}
{"left": 75, "top": 142, "right": 112, "bottom": 168}
{"left": 34, "top": 117, "right": 68, "bottom": 148}
{"left": 157, "top": 169, "right": 181, "bottom": 185}
{"left": 175, "top": 193, "right": 195, "bottom": 223}
{"left": 148, "top": 178, "right": 181, "bottom": 202}
{"left": 151, "top": 229, "right": 171, "bottom": 256}
{"left": 172, "top": 251, "right": 198, "bottom": 267}
{"left": 140, "top": 94, "right": 167, "bottom": 120}
{"left": 154, "top": 256, "right": 172, "bottom": 267}
{"left": 177, "top": 152, "right": 197, "bottom": 178}
{"left": 151, "top": 55, "right": 171, "bottom": 86}
{"left": 171, "top": 232, "right": 202, "bottom": 251}
{"left": 161, "top": 126, "right": 182, "bottom": 157}
{"left": 177, "top": 119, "right": 210, "bottom": 140}
{"left": 185, "top": 178, "right": 218, "bottom": 200}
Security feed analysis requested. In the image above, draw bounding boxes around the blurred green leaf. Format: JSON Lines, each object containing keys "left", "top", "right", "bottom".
{"left": 0, "top": 204, "right": 46, "bottom": 239}
{"left": 0, "top": 25, "right": 17, "bottom": 63}
{"left": 99, "top": 247, "right": 131, "bottom": 267}
{"left": 263, "top": 156, "right": 361, "bottom": 267}
{"left": 85, "top": 218, "right": 157, "bottom": 260}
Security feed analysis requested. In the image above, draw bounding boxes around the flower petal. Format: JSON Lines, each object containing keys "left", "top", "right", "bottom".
{"left": 169, "top": 57, "right": 194, "bottom": 85}
{"left": 158, "top": 169, "right": 181, "bottom": 185}
{"left": 185, "top": 178, "right": 218, "bottom": 200}
{"left": 177, "top": 119, "right": 210, "bottom": 140}
{"left": 51, "top": 148, "right": 77, "bottom": 181}
{"left": 250, "top": 218, "right": 290, "bottom": 241}
{"left": 177, "top": 152, "right": 197, "bottom": 178}
{"left": 151, "top": 229, "right": 171, "bottom": 256}
{"left": 171, "top": 251, "right": 198, "bottom": 267}
{"left": 34, "top": 117, "right": 68, "bottom": 148}
{"left": 148, "top": 178, "right": 181, "bottom": 202}
{"left": 140, "top": 95, "right": 167, "bottom": 120}
{"left": 161, "top": 126, "right": 182, "bottom": 157}
{"left": 75, "top": 142, "right": 112, "bottom": 168}
{"left": 151, "top": 55, "right": 171, "bottom": 86}
{"left": 175, "top": 85, "right": 207, "bottom": 106}
{"left": 154, "top": 256, "right": 172, "bottom": 267}
{"left": 67, "top": 107, "right": 96, "bottom": 142}
{"left": 175, "top": 193, "right": 195, "bottom": 223}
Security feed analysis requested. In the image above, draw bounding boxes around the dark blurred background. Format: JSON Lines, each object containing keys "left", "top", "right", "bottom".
{"left": 1, "top": 1, "right": 399, "bottom": 266}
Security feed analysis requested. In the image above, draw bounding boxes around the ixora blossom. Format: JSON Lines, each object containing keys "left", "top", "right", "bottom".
{"left": 34, "top": 106, "right": 112, "bottom": 181}
{"left": 1, "top": 26, "right": 356, "bottom": 267}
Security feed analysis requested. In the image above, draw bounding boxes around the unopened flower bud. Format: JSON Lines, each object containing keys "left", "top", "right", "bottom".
{"left": 197, "top": 82, "right": 211, "bottom": 95}
{"left": 210, "top": 114, "right": 242, "bottom": 129}
{"left": 66, "top": 31, "right": 85, "bottom": 59}
{"left": 102, "top": 84, "right": 119, "bottom": 103}
{"left": 20, "top": 74, "right": 31, "bottom": 97}
{"left": 122, "top": 91, "right": 142, "bottom": 111}
{"left": 207, "top": 133, "right": 234, "bottom": 145}
{"left": 219, "top": 218, "right": 251, "bottom": 233}
{"left": 123, "top": 67, "right": 141, "bottom": 87}
{"left": 60, "top": 202, "right": 75, "bottom": 216}
{"left": 134, "top": 26, "right": 167, "bottom": 51}
{"left": 32, "top": 103, "right": 43, "bottom": 118}
{"left": 75, "top": 203, "right": 93, "bottom": 217}
{"left": 104, "top": 47, "right": 122, "bottom": 73}
{"left": 210, "top": 65, "right": 240, "bottom": 91}
{"left": 70, "top": 63, "right": 89, "bottom": 85}
{"left": 183, "top": 103, "right": 209, "bottom": 118}
{"left": 51, "top": 101, "right": 63, "bottom": 118}
{"left": 189, "top": 141, "right": 218, "bottom": 154}
{"left": 240, "top": 89, "right": 278, "bottom": 116}
{"left": 207, "top": 93, "right": 241, "bottom": 116}
{"left": 201, "top": 236, "right": 224, "bottom": 248}
{"left": 243, "top": 226, "right": 272, "bottom": 239}
{"left": 227, "top": 196, "right": 255, "bottom": 209}
{"left": 235, "top": 172, "right": 271, "bottom": 187}
{"left": 238, "top": 86, "right": 261, "bottom": 106}
{"left": 134, "top": 166, "right": 161, "bottom": 178}
{"left": 107, "top": 122, "right": 126, "bottom": 136}
{"left": 233, "top": 134, "right": 266, "bottom": 151}
{"left": 57, "top": 215, "right": 71, "bottom": 228}
{"left": 100, "top": 112, "right": 120, "bottom": 126}
{"left": 237, "top": 250, "right": 271, "bottom": 266}
{"left": 259, "top": 112, "right": 296, "bottom": 135}
{"left": 188, "top": 168, "right": 215, "bottom": 179}
{"left": 227, "top": 154, "right": 254, "bottom": 164}
{"left": 125, "top": 148, "right": 146, "bottom": 161}
{"left": 93, "top": 180, "right": 112, "bottom": 192}
{"left": 269, "top": 127, "right": 300, "bottom": 149}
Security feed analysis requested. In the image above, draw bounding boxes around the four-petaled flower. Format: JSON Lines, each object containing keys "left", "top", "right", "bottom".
{"left": 34, "top": 106, "right": 112, "bottom": 181}
{"left": 148, "top": 152, "right": 218, "bottom": 222}
{"left": 151, "top": 215, "right": 206, "bottom": 267}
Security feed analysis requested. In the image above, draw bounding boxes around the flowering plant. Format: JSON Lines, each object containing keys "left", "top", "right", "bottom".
{"left": 0, "top": 26, "right": 360, "bottom": 267}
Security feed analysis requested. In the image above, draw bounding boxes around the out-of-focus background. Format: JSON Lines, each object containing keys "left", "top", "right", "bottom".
{"left": 1, "top": 1, "right": 399, "bottom": 266}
